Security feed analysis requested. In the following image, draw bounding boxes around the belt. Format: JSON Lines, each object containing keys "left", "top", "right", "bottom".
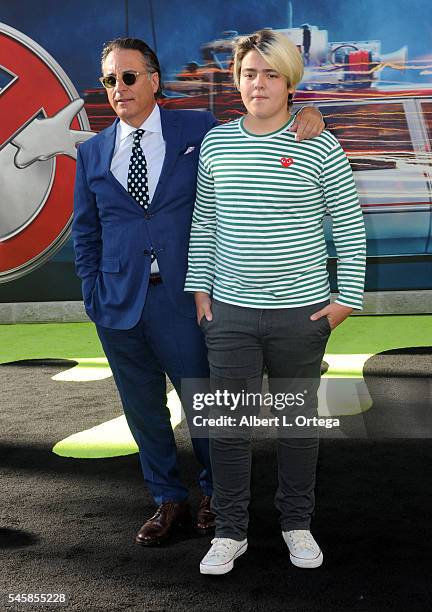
{"left": 149, "top": 272, "right": 162, "bottom": 286}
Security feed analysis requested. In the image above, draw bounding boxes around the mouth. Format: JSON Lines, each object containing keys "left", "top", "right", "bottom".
{"left": 115, "top": 99, "right": 133, "bottom": 104}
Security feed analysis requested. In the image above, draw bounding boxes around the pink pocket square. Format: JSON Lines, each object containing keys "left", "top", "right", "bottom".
{"left": 184, "top": 146, "right": 196, "bottom": 155}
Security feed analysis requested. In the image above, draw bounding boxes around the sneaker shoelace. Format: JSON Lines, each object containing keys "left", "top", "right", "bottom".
{"left": 288, "top": 530, "right": 316, "bottom": 552}
{"left": 207, "top": 538, "right": 236, "bottom": 559}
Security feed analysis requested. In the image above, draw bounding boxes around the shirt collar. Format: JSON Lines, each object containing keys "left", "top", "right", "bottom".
{"left": 117, "top": 103, "right": 162, "bottom": 143}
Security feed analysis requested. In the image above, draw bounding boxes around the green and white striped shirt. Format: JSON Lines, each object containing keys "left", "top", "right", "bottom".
{"left": 185, "top": 115, "right": 366, "bottom": 309}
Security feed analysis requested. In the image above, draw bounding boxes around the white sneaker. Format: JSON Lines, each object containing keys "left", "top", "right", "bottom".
{"left": 282, "top": 529, "right": 323, "bottom": 568}
{"left": 200, "top": 537, "right": 248, "bottom": 575}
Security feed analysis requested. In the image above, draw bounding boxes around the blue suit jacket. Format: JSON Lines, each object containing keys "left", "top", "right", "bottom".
{"left": 72, "top": 107, "right": 217, "bottom": 329}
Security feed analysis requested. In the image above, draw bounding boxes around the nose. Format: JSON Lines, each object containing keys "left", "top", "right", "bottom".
{"left": 115, "top": 82, "right": 127, "bottom": 94}
{"left": 253, "top": 72, "right": 265, "bottom": 89}
{"left": 113, "top": 75, "right": 128, "bottom": 96}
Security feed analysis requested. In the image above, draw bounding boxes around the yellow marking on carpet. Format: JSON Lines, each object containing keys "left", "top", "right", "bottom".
{"left": 319, "top": 354, "right": 372, "bottom": 416}
{"left": 51, "top": 358, "right": 112, "bottom": 381}
{"left": 318, "top": 378, "right": 372, "bottom": 416}
{"left": 323, "top": 354, "right": 373, "bottom": 378}
{"left": 52, "top": 353, "right": 374, "bottom": 458}
{"left": 52, "top": 389, "right": 183, "bottom": 458}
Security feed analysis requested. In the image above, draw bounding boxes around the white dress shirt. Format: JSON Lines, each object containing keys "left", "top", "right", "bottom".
{"left": 110, "top": 103, "right": 165, "bottom": 273}
{"left": 110, "top": 103, "right": 166, "bottom": 202}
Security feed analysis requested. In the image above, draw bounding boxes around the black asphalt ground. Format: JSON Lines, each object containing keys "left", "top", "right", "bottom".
{"left": 1, "top": 357, "right": 432, "bottom": 611}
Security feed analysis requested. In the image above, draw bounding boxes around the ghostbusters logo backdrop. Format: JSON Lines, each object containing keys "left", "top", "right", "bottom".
{"left": 0, "top": 23, "right": 93, "bottom": 283}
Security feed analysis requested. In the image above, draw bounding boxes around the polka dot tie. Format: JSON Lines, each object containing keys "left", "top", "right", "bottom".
{"left": 127, "top": 129, "right": 149, "bottom": 209}
{"left": 128, "top": 129, "right": 156, "bottom": 265}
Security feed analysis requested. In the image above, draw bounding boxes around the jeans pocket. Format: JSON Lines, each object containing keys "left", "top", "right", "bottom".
{"left": 322, "top": 315, "right": 332, "bottom": 334}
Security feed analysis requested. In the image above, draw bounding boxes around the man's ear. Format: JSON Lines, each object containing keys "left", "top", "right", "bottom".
{"left": 151, "top": 72, "right": 160, "bottom": 95}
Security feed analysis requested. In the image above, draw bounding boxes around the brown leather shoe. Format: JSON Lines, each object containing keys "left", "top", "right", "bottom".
{"left": 135, "top": 501, "right": 192, "bottom": 546}
{"left": 196, "top": 495, "right": 216, "bottom": 535}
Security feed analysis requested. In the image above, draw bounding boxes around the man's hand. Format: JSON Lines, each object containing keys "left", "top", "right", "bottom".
{"left": 194, "top": 291, "right": 213, "bottom": 326}
{"left": 289, "top": 106, "right": 325, "bottom": 141}
{"left": 310, "top": 302, "right": 353, "bottom": 330}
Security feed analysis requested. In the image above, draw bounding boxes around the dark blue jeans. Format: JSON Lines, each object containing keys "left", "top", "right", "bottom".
{"left": 96, "top": 282, "right": 212, "bottom": 504}
{"left": 200, "top": 299, "right": 331, "bottom": 539}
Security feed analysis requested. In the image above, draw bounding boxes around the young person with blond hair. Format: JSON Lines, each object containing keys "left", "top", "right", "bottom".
{"left": 185, "top": 29, "right": 366, "bottom": 574}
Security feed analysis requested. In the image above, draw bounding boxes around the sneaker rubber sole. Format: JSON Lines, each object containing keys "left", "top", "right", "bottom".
{"left": 289, "top": 549, "right": 323, "bottom": 568}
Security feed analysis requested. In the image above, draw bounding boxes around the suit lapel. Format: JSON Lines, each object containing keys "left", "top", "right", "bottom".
{"left": 151, "top": 108, "right": 182, "bottom": 209}
{"left": 99, "top": 119, "right": 136, "bottom": 202}
{"left": 98, "top": 110, "right": 182, "bottom": 209}
{"left": 99, "top": 119, "right": 118, "bottom": 172}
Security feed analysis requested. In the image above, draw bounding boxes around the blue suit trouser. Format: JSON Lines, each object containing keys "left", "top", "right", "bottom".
{"left": 96, "top": 282, "right": 212, "bottom": 504}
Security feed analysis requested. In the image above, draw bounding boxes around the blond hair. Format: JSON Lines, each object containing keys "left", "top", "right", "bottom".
{"left": 233, "top": 29, "right": 304, "bottom": 92}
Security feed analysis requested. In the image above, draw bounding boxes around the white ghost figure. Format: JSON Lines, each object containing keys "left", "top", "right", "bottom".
{"left": 0, "top": 99, "right": 95, "bottom": 241}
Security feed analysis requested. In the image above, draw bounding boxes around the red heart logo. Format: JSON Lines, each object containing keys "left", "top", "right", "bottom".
{"left": 280, "top": 157, "right": 293, "bottom": 168}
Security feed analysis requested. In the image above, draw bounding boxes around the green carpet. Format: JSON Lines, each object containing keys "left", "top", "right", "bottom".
{"left": 0, "top": 322, "right": 103, "bottom": 364}
{"left": 1, "top": 315, "right": 431, "bottom": 365}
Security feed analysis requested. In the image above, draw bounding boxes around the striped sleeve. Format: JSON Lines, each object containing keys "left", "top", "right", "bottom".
{"left": 184, "top": 148, "right": 216, "bottom": 294}
{"left": 320, "top": 143, "right": 367, "bottom": 310}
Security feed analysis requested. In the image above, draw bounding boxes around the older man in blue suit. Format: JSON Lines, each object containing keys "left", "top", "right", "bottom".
{"left": 73, "top": 37, "right": 324, "bottom": 547}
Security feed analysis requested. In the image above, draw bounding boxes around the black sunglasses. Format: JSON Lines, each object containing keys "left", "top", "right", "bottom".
{"left": 99, "top": 70, "right": 149, "bottom": 89}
